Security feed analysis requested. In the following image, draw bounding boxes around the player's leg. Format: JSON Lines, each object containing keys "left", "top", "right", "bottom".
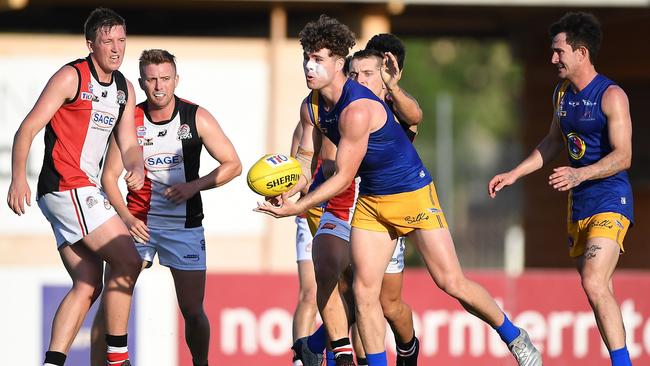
{"left": 350, "top": 228, "right": 396, "bottom": 365}
{"left": 91, "top": 244, "right": 151, "bottom": 366}
{"left": 82, "top": 215, "right": 142, "bottom": 366}
{"left": 47, "top": 243, "right": 104, "bottom": 358}
{"left": 294, "top": 260, "right": 318, "bottom": 338}
{"left": 381, "top": 237, "right": 418, "bottom": 366}
{"left": 90, "top": 300, "right": 106, "bottom": 366}
{"left": 293, "top": 216, "right": 318, "bottom": 343}
{"left": 380, "top": 272, "right": 418, "bottom": 366}
{"left": 351, "top": 323, "right": 367, "bottom": 365}
{"left": 313, "top": 233, "right": 354, "bottom": 360}
{"left": 409, "top": 228, "right": 540, "bottom": 365}
{"left": 577, "top": 237, "right": 630, "bottom": 365}
{"left": 170, "top": 268, "right": 210, "bottom": 366}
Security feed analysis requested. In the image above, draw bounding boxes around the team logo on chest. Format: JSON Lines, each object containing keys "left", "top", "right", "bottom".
{"left": 177, "top": 124, "right": 192, "bottom": 140}
{"left": 567, "top": 132, "right": 586, "bottom": 160}
{"left": 116, "top": 90, "right": 126, "bottom": 105}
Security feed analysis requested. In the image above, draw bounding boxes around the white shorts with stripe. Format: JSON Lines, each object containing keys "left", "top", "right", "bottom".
{"left": 136, "top": 226, "right": 206, "bottom": 271}
{"left": 295, "top": 216, "right": 313, "bottom": 262}
{"left": 315, "top": 212, "right": 405, "bottom": 273}
{"left": 37, "top": 186, "right": 117, "bottom": 248}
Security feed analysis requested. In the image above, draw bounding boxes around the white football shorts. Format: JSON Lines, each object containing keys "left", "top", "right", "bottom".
{"left": 295, "top": 216, "right": 313, "bottom": 262}
{"left": 37, "top": 186, "right": 117, "bottom": 248}
{"left": 136, "top": 226, "right": 206, "bottom": 271}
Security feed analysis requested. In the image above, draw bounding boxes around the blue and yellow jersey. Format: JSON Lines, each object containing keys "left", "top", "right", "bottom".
{"left": 307, "top": 79, "right": 431, "bottom": 195}
{"left": 555, "top": 74, "right": 633, "bottom": 222}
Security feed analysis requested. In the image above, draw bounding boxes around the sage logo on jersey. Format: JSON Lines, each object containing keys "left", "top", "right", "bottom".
{"left": 91, "top": 110, "right": 117, "bottom": 130}
{"left": 567, "top": 132, "right": 586, "bottom": 160}
{"left": 145, "top": 153, "right": 184, "bottom": 171}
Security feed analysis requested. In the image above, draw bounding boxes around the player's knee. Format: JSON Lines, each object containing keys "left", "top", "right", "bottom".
{"left": 299, "top": 286, "right": 318, "bottom": 307}
{"left": 314, "top": 266, "right": 341, "bottom": 290}
{"left": 580, "top": 275, "right": 608, "bottom": 300}
{"left": 72, "top": 280, "right": 103, "bottom": 305}
{"left": 380, "top": 296, "right": 402, "bottom": 321}
{"left": 436, "top": 274, "right": 466, "bottom": 299}
{"left": 179, "top": 303, "right": 206, "bottom": 323}
{"left": 352, "top": 281, "right": 379, "bottom": 308}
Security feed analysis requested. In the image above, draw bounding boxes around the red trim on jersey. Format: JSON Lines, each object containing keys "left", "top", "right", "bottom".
{"left": 69, "top": 190, "right": 86, "bottom": 236}
{"left": 126, "top": 105, "right": 151, "bottom": 224}
{"left": 325, "top": 179, "right": 357, "bottom": 221}
{"left": 50, "top": 61, "right": 95, "bottom": 191}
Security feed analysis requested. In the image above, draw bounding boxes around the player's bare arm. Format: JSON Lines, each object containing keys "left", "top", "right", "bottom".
{"left": 164, "top": 107, "right": 242, "bottom": 205}
{"left": 101, "top": 136, "right": 150, "bottom": 242}
{"left": 256, "top": 101, "right": 371, "bottom": 218}
{"left": 382, "top": 52, "right": 422, "bottom": 125}
{"left": 114, "top": 80, "right": 145, "bottom": 191}
{"left": 489, "top": 111, "right": 564, "bottom": 198}
{"left": 290, "top": 120, "right": 303, "bottom": 158}
{"left": 549, "top": 86, "right": 632, "bottom": 191}
{"left": 285, "top": 101, "right": 320, "bottom": 198}
{"left": 7, "top": 66, "right": 78, "bottom": 215}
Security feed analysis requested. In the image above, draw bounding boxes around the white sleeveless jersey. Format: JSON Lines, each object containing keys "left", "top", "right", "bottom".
{"left": 38, "top": 56, "right": 128, "bottom": 197}
{"left": 127, "top": 97, "right": 204, "bottom": 229}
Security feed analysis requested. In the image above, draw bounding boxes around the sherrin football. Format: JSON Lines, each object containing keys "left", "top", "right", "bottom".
{"left": 247, "top": 154, "right": 302, "bottom": 196}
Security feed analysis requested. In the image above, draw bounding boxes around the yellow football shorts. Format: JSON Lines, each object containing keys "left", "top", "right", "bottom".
{"left": 567, "top": 212, "right": 630, "bottom": 257}
{"left": 305, "top": 207, "right": 324, "bottom": 236}
{"left": 352, "top": 183, "right": 447, "bottom": 239}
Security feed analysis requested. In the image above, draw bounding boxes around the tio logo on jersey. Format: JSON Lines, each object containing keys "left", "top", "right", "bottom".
{"left": 264, "top": 154, "right": 290, "bottom": 167}
{"left": 145, "top": 153, "right": 183, "bottom": 171}
{"left": 91, "top": 111, "right": 117, "bottom": 129}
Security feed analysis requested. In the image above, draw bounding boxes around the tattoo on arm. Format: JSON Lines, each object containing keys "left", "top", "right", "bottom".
{"left": 584, "top": 244, "right": 602, "bottom": 260}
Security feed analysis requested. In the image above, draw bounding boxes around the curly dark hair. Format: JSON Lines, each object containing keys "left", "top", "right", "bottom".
{"left": 549, "top": 12, "right": 602, "bottom": 64}
{"left": 84, "top": 7, "right": 126, "bottom": 42}
{"left": 299, "top": 14, "right": 356, "bottom": 58}
{"left": 365, "top": 33, "right": 406, "bottom": 69}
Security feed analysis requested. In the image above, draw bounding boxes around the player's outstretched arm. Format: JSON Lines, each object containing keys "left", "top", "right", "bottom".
{"left": 382, "top": 52, "right": 422, "bottom": 125}
{"left": 7, "top": 66, "right": 78, "bottom": 215}
{"left": 489, "top": 113, "right": 564, "bottom": 198}
{"left": 114, "top": 81, "right": 144, "bottom": 192}
{"left": 549, "top": 86, "right": 632, "bottom": 192}
{"left": 164, "top": 107, "right": 242, "bottom": 205}
{"left": 256, "top": 101, "right": 370, "bottom": 218}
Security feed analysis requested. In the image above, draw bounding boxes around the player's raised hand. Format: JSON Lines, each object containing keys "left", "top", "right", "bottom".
{"left": 124, "top": 169, "right": 144, "bottom": 191}
{"left": 381, "top": 52, "right": 402, "bottom": 90}
{"left": 7, "top": 178, "right": 31, "bottom": 215}
{"left": 549, "top": 166, "right": 584, "bottom": 191}
{"left": 488, "top": 171, "right": 517, "bottom": 198}
{"left": 254, "top": 192, "right": 299, "bottom": 218}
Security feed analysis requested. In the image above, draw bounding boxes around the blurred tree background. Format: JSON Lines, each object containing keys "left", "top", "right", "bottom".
{"left": 400, "top": 38, "right": 525, "bottom": 269}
